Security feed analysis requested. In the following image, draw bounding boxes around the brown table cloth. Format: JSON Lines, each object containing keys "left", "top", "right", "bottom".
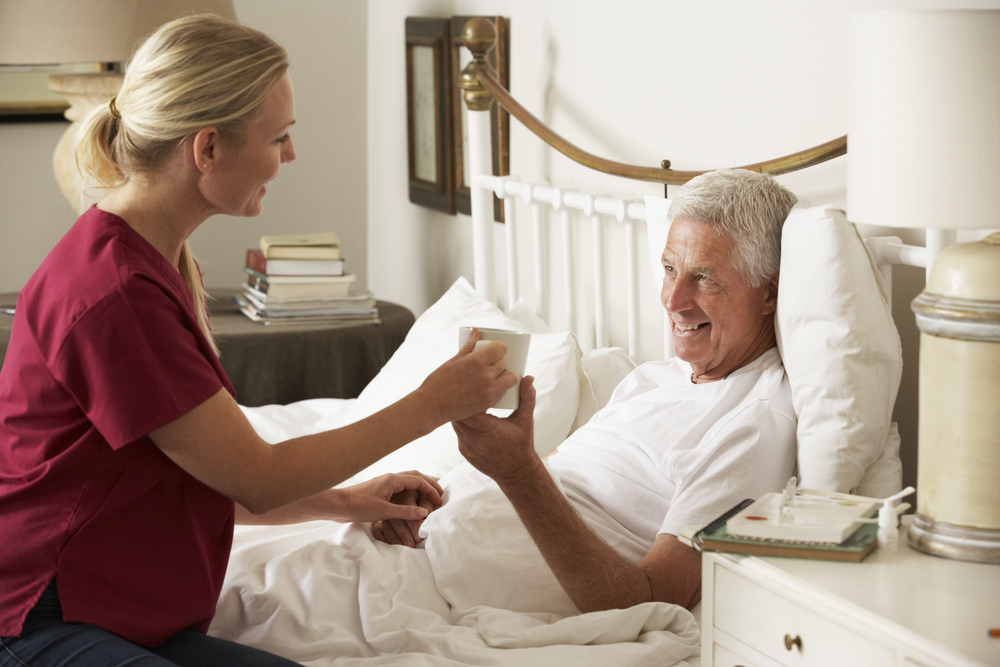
{"left": 0, "top": 288, "right": 415, "bottom": 407}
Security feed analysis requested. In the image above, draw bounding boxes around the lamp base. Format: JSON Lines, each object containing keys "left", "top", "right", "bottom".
{"left": 49, "top": 72, "right": 124, "bottom": 213}
{"left": 908, "top": 513, "right": 1000, "bottom": 564}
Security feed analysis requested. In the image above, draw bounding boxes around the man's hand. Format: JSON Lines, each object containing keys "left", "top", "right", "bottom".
{"left": 452, "top": 376, "right": 541, "bottom": 487}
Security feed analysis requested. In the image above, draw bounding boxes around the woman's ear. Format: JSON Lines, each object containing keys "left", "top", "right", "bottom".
{"left": 763, "top": 271, "right": 779, "bottom": 315}
{"left": 191, "top": 127, "right": 220, "bottom": 172}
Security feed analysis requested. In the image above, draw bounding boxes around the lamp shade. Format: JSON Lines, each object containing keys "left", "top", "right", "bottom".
{"left": 0, "top": 0, "right": 236, "bottom": 65}
{"left": 847, "top": 10, "right": 1000, "bottom": 230}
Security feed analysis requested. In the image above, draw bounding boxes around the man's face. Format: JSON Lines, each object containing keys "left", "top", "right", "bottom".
{"left": 660, "top": 218, "right": 778, "bottom": 381}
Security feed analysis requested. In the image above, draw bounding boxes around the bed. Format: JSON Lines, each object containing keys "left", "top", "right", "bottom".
{"left": 207, "top": 18, "right": 931, "bottom": 667}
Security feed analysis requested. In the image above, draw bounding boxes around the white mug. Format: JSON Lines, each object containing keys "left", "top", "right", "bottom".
{"left": 459, "top": 326, "right": 531, "bottom": 410}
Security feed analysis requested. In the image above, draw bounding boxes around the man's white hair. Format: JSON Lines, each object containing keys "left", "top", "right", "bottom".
{"left": 667, "top": 169, "right": 798, "bottom": 287}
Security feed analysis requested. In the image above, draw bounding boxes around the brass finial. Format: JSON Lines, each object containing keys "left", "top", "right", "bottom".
{"left": 458, "top": 18, "right": 498, "bottom": 112}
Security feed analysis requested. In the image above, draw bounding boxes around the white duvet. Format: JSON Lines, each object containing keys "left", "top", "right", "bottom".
{"left": 209, "top": 399, "right": 699, "bottom": 666}
{"left": 210, "top": 460, "right": 699, "bottom": 666}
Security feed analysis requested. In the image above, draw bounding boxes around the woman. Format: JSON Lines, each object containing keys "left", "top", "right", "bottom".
{"left": 0, "top": 15, "right": 515, "bottom": 666}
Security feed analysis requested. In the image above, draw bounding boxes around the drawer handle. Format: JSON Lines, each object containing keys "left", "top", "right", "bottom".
{"left": 784, "top": 634, "right": 803, "bottom": 652}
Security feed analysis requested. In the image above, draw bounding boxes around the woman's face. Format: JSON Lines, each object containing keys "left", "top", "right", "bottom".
{"left": 210, "top": 72, "right": 297, "bottom": 217}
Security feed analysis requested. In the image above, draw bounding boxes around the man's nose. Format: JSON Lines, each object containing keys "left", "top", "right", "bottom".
{"left": 661, "top": 278, "right": 693, "bottom": 312}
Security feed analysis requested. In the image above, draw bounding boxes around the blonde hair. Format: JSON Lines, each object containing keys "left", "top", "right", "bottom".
{"left": 74, "top": 14, "right": 289, "bottom": 354}
{"left": 667, "top": 169, "right": 798, "bottom": 288}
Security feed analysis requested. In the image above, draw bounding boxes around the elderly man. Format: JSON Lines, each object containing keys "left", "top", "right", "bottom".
{"left": 447, "top": 169, "right": 800, "bottom": 612}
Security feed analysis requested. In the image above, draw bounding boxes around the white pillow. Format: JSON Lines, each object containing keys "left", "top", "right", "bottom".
{"left": 777, "top": 206, "right": 903, "bottom": 497}
{"left": 350, "top": 277, "right": 580, "bottom": 481}
{"left": 571, "top": 347, "right": 637, "bottom": 433}
{"left": 506, "top": 297, "right": 551, "bottom": 334}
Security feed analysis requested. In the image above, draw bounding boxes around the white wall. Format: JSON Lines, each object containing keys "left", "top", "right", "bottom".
{"left": 0, "top": 0, "right": 367, "bottom": 294}
{"left": 366, "top": 0, "right": 1000, "bottom": 498}
{"left": 3, "top": 0, "right": 998, "bottom": 495}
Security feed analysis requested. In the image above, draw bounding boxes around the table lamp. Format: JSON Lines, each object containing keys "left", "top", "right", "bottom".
{"left": 847, "top": 9, "right": 1000, "bottom": 564}
{"left": 0, "top": 0, "right": 236, "bottom": 213}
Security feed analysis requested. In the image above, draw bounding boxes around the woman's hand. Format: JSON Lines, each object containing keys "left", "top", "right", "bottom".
{"left": 236, "top": 470, "right": 443, "bottom": 527}
{"left": 416, "top": 328, "right": 519, "bottom": 424}
{"left": 340, "top": 471, "right": 443, "bottom": 524}
{"left": 366, "top": 471, "right": 443, "bottom": 547}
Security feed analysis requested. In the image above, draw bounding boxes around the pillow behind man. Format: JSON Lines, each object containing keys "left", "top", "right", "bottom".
{"left": 776, "top": 205, "right": 903, "bottom": 498}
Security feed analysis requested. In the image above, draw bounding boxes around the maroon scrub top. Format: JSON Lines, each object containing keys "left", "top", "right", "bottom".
{"left": 0, "top": 206, "right": 236, "bottom": 647}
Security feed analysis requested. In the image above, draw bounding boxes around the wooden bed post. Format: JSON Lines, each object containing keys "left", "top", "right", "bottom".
{"left": 459, "top": 18, "right": 499, "bottom": 304}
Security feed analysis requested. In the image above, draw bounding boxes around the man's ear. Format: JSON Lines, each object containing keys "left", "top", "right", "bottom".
{"left": 762, "top": 271, "right": 779, "bottom": 315}
{"left": 191, "top": 127, "right": 220, "bottom": 172}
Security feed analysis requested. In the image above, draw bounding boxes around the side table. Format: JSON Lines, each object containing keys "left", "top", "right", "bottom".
{"left": 701, "top": 516, "right": 1000, "bottom": 666}
{"left": 208, "top": 288, "right": 414, "bottom": 406}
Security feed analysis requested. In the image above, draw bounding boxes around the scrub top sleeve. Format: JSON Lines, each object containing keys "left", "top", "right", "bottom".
{"left": 53, "top": 277, "right": 225, "bottom": 449}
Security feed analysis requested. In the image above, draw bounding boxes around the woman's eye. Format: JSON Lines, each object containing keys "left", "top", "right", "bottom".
{"left": 277, "top": 134, "right": 291, "bottom": 144}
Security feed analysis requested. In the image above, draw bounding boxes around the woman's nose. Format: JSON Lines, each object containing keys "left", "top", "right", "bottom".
{"left": 282, "top": 139, "right": 296, "bottom": 164}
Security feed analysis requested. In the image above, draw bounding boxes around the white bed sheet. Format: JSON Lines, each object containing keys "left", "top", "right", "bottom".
{"left": 213, "top": 398, "right": 701, "bottom": 666}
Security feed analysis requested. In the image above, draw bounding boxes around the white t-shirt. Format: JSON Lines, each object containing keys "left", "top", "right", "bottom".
{"left": 548, "top": 347, "right": 796, "bottom": 563}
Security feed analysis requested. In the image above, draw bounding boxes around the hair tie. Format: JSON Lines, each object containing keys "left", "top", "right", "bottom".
{"left": 108, "top": 95, "right": 121, "bottom": 120}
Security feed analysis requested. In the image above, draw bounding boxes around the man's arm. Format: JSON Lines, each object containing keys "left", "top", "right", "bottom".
{"left": 453, "top": 378, "right": 701, "bottom": 613}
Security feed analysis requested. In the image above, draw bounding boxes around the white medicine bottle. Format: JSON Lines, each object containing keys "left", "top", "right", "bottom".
{"left": 877, "top": 500, "right": 899, "bottom": 552}
{"left": 876, "top": 487, "right": 915, "bottom": 553}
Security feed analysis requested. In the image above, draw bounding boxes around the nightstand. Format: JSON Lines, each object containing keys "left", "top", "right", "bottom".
{"left": 208, "top": 288, "right": 414, "bottom": 406}
{"left": 701, "top": 517, "right": 1000, "bottom": 667}
{"left": 0, "top": 289, "right": 415, "bottom": 407}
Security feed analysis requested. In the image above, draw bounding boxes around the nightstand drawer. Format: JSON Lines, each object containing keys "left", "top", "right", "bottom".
{"left": 713, "top": 565, "right": 895, "bottom": 667}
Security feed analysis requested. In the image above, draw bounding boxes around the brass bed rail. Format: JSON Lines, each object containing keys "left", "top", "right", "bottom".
{"left": 458, "top": 18, "right": 847, "bottom": 187}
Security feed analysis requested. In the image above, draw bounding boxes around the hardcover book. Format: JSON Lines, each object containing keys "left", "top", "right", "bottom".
{"left": 243, "top": 268, "right": 356, "bottom": 299}
{"left": 245, "top": 248, "right": 345, "bottom": 276}
{"left": 260, "top": 232, "right": 340, "bottom": 259}
{"left": 234, "top": 296, "right": 379, "bottom": 326}
{"left": 689, "top": 499, "right": 879, "bottom": 562}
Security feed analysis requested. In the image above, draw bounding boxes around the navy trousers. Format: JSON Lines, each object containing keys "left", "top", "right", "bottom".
{"left": 0, "top": 581, "right": 298, "bottom": 667}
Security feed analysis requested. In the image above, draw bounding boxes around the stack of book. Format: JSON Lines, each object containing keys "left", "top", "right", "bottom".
{"left": 681, "top": 485, "right": 883, "bottom": 562}
{"left": 236, "top": 232, "right": 379, "bottom": 325}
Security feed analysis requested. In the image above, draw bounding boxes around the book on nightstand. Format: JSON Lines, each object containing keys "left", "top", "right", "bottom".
{"left": 234, "top": 295, "right": 379, "bottom": 325}
{"left": 245, "top": 248, "right": 345, "bottom": 276}
{"left": 259, "top": 231, "right": 340, "bottom": 259}
{"left": 681, "top": 496, "right": 880, "bottom": 562}
{"left": 725, "top": 489, "right": 880, "bottom": 544}
{"left": 243, "top": 267, "right": 356, "bottom": 299}
{"left": 238, "top": 232, "right": 380, "bottom": 324}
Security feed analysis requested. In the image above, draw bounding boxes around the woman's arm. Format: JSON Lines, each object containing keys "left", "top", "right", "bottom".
{"left": 235, "top": 470, "right": 444, "bottom": 532}
{"left": 151, "top": 331, "right": 515, "bottom": 515}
